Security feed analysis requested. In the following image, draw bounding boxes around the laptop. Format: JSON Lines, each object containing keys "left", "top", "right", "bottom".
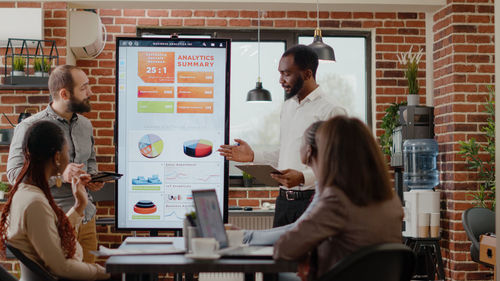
{"left": 192, "top": 189, "right": 273, "bottom": 258}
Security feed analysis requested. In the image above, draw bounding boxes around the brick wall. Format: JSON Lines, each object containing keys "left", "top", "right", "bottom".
{"left": 433, "top": 0, "right": 495, "bottom": 280}
{"left": 0, "top": 1, "right": 494, "bottom": 281}
{"left": 0, "top": 2, "right": 69, "bottom": 274}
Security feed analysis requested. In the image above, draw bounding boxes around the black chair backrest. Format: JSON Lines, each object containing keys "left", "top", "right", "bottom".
{"left": 462, "top": 207, "right": 495, "bottom": 263}
{"left": 5, "top": 243, "right": 58, "bottom": 281}
{"left": 0, "top": 264, "right": 18, "bottom": 281}
{"left": 316, "top": 243, "right": 416, "bottom": 281}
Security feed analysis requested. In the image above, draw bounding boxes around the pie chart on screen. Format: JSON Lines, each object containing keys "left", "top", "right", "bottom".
{"left": 183, "top": 139, "right": 213, "bottom": 158}
{"left": 138, "top": 134, "right": 164, "bottom": 158}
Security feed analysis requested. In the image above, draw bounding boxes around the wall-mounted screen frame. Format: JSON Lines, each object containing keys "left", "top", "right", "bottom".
{"left": 115, "top": 37, "right": 230, "bottom": 230}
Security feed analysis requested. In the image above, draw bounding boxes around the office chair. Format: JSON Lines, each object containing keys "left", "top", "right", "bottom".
{"left": 0, "top": 264, "right": 18, "bottom": 281}
{"left": 315, "top": 243, "right": 416, "bottom": 281}
{"left": 462, "top": 207, "right": 495, "bottom": 266}
{"left": 5, "top": 243, "right": 71, "bottom": 281}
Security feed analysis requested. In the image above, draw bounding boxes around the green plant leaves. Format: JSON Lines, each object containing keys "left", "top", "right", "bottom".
{"left": 458, "top": 86, "right": 495, "bottom": 210}
{"left": 13, "top": 56, "right": 25, "bottom": 72}
{"left": 380, "top": 101, "right": 407, "bottom": 156}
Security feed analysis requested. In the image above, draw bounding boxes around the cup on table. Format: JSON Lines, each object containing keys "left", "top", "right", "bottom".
{"left": 418, "top": 212, "right": 430, "bottom": 238}
{"left": 430, "top": 212, "right": 440, "bottom": 238}
{"left": 183, "top": 219, "right": 199, "bottom": 253}
{"left": 226, "top": 230, "right": 244, "bottom": 247}
{"left": 191, "top": 238, "right": 219, "bottom": 256}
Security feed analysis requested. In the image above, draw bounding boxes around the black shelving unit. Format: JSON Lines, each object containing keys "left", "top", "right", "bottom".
{"left": 3, "top": 38, "right": 59, "bottom": 87}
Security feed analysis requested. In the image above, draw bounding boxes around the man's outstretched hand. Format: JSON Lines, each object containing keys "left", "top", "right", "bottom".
{"left": 218, "top": 139, "right": 254, "bottom": 162}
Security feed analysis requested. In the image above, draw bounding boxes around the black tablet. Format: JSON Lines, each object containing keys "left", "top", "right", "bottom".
{"left": 90, "top": 172, "right": 123, "bottom": 182}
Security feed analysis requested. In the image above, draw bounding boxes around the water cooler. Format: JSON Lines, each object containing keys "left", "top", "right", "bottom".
{"left": 391, "top": 105, "right": 445, "bottom": 280}
{"left": 401, "top": 139, "right": 440, "bottom": 238}
{"left": 389, "top": 105, "right": 439, "bottom": 237}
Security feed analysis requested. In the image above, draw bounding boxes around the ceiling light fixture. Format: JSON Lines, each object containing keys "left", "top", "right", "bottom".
{"left": 308, "top": 0, "right": 336, "bottom": 62}
{"left": 246, "top": 10, "right": 272, "bottom": 102}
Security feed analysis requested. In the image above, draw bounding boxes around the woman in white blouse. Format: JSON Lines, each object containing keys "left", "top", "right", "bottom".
{"left": 0, "top": 121, "right": 109, "bottom": 280}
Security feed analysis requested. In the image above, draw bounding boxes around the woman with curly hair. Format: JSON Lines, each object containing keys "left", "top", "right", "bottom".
{"left": 0, "top": 121, "right": 109, "bottom": 280}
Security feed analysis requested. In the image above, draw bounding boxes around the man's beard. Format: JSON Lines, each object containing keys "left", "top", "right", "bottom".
{"left": 68, "top": 94, "right": 91, "bottom": 113}
{"left": 285, "top": 76, "right": 304, "bottom": 100}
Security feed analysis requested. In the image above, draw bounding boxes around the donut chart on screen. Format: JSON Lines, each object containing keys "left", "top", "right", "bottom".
{"left": 138, "top": 134, "right": 164, "bottom": 158}
{"left": 183, "top": 139, "right": 213, "bottom": 158}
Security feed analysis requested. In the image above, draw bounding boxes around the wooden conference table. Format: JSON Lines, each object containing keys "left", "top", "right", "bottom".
{"left": 105, "top": 237, "right": 297, "bottom": 281}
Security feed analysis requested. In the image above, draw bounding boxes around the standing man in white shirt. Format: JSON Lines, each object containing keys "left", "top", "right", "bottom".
{"left": 219, "top": 45, "right": 346, "bottom": 227}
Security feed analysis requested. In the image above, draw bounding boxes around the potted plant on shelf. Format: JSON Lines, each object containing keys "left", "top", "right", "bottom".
{"left": 380, "top": 101, "right": 407, "bottom": 157}
{"left": 242, "top": 172, "right": 254, "bottom": 187}
{"left": 33, "top": 57, "right": 50, "bottom": 77}
{"left": 0, "top": 182, "right": 9, "bottom": 200}
{"left": 397, "top": 46, "right": 423, "bottom": 106}
{"left": 12, "top": 55, "right": 26, "bottom": 76}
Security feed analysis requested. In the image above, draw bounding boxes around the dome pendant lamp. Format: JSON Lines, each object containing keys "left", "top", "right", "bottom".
{"left": 308, "top": 0, "right": 336, "bottom": 62}
{"left": 246, "top": 10, "right": 272, "bottom": 102}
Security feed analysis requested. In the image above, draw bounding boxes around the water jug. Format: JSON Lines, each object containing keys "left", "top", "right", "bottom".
{"left": 403, "top": 139, "right": 439, "bottom": 190}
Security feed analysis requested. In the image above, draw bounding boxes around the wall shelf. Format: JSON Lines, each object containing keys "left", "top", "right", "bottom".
{"left": 3, "top": 38, "right": 59, "bottom": 88}
{"left": 0, "top": 84, "right": 48, "bottom": 90}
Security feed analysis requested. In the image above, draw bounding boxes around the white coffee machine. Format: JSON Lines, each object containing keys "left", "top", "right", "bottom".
{"left": 402, "top": 189, "right": 440, "bottom": 237}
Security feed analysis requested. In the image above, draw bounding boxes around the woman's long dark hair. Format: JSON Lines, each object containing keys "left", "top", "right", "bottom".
{"left": 0, "top": 121, "right": 76, "bottom": 258}
{"left": 316, "top": 116, "right": 393, "bottom": 206}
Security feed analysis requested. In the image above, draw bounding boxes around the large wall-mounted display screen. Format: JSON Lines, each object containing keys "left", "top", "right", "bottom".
{"left": 115, "top": 37, "right": 230, "bottom": 230}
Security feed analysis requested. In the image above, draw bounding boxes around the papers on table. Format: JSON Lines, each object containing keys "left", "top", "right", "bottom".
{"left": 125, "top": 237, "right": 174, "bottom": 244}
{"left": 91, "top": 245, "right": 184, "bottom": 257}
{"left": 91, "top": 237, "right": 183, "bottom": 256}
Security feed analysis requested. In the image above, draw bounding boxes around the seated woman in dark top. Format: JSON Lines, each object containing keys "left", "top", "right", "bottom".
{"left": 273, "top": 116, "right": 403, "bottom": 281}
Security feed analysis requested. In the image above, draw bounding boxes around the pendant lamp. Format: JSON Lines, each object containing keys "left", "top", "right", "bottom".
{"left": 246, "top": 10, "right": 272, "bottom": 102}
{"left": 308, "top": 0, "right": 336, "bottom": 62}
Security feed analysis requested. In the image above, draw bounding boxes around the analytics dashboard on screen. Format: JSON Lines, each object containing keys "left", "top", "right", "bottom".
{"left": 115, "top": 38, "right": 230, "bottom": 230}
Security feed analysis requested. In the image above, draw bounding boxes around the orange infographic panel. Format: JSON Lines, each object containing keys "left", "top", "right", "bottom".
{"left": 177, "top": 102, "right": 214, "bottom": 114}
{"left": 177, "top": 72, "right": 214, "bottom": 84}
{"left": 138, "top": 52, "right": 175, "bottom": 83}
{"left": 177, "top": 87, "right": 214, "bottom": 99}
{"left": 138, "top": 86, "right": 174, "bottom": 98}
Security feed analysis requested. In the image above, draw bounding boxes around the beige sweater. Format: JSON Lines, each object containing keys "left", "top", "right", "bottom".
{"left": 7, "top": 183, "right": 108, "bottom": 280}
{"left": 274, "top": 186, "right": 403, "bottom": 279}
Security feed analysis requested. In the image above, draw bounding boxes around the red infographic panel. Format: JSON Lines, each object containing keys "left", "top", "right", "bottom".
{"left": 138, "top": 52, "right": 175, "bottom": 83}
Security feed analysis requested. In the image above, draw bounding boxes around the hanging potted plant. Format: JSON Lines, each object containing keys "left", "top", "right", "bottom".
{"left": 33, "top": 57, "right": 50, "bottom": 77}
{"left": 397, "top": 46, "right": 423, "bottom": 106}
{"left": 12, "top": 55, "right": 26, "bottom": 76}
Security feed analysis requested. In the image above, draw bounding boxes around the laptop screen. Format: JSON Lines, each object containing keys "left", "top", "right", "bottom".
{"left": 192, "top": 189, "right": 229, "bottom": 248}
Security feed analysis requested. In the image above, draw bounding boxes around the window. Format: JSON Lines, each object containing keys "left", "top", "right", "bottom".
{"left": 299, "top": 36, "right": 367, "bottom": 123}
{"left": 230, "top": 41, "right": 285, "bottom": 147}
{"left": 138, "top": 28, "right": 371, "bottom": 176}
